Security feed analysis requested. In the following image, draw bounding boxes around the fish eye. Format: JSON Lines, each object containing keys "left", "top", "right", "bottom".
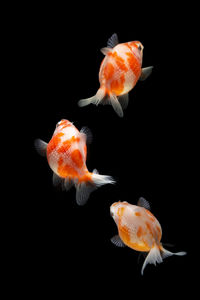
{"left": 138, "top": 44, "right": 142, "bottom": 51}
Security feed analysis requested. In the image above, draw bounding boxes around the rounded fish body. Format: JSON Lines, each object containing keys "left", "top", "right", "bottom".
{"left": 110, "top": 200, "right": 186, "bottom": 275}
{"left": 47, "top": 119, "right": 89, "bottom": 181}
{"left": 99, "top": 42, "right": 143, "bottom": 97}
{"left": 111, "top": 201, "right": 162, "bottom": 252}
{"left": 35, "top": 119, "right": 115, "bottom": 205}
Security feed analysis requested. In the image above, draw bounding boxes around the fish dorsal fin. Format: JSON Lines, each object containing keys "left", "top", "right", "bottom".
{"left": 137, "top": 197, "right": 151, "bottom": 211}
{"left": 107, "top": 33, "right": 119, "bottom": 48}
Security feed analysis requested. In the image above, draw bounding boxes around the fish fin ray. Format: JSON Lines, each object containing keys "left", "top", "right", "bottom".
{"left": 100, "top": 47, "right": 112, "bottom": 55}
{"left": 75, "top": 170, "right": 115, "bottom": 205}
{"left": 52, "top": 173, "right": 73, "bottom": 191}
{"left": 80, "top": 127, "right": 93, "bottom": 144}
{"left": 160, "top": 245, "right": 187, "bottom": 259}
{"left": 140, "top": 66, "right": 153, "bottom": 81}
{"left": 34, "top": 139, "right": 47, "bottom": 157}
{"left": 78, "top": 88, "right": 105, "bottom": 107}
{"left": 111, "top": 235, "right": 126, "bottom": 247}
{"left": 109, "top": 94, "right": 124, "bottom": 117}
{"left": 107, "top": 33, "right": 119, "bottom": 48}
{"left": 118, "top": 93, "right": 129, "bottom": 110}
{"left": 141, "top": 245, "right": 163, "bottom": 275}
{"left": 137, "top": 197, "right": 151, "bottom": 211}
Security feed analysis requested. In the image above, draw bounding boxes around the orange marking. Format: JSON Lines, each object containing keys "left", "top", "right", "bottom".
{"left": 71, "top": 149, "right": 84, "bottom": 168}
{"left": 84, "top": 144, "right": 87, "bottom": 158}
{"left": 47, "top": 132, "right": 64, "bottom": 155}
{"left": 126, "top": 52, "right": 141, "bottom": 79}
{"left": 117, "top": 207, "right": 125, "bottom": 218}
{"left": 57, "top": 157, "right": 79, "bottom": 178}
{"left": 110, "top": 74, "right": 125, "bottom": 95}
{"left": 145, "top": 209, "right": 155, "bottom": 222}
{"left": 57, "top": 136, "right": 80, "bottom": 154}
{"left": 103, "top": 62, "right": 115, "bottom": 81}
{"left": 112, "top": 51, "right": 128, "bottom": 72}
{"left": 137, "top": 226, "right": 143, "bottom": 238}
{"left": 135, "top": 211, "right": 141, "bottom": 217}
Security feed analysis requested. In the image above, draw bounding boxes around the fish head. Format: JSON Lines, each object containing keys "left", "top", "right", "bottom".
{"left": 54, "top": 119, "right": 71, "bottom": 133}
{"left": 110, "top": 201, "right": 128, "bottom": 224}
{"left": 128, "top": 41, "right": 144, "bottom": 62}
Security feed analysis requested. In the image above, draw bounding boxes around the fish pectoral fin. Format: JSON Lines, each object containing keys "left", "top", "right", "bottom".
{"left": 111, "top": 235, "right": 126, "bottom": 247}
{"left": 34, "top": 139, "right": 47, "bottom": 157}
{"left": 139, "top": 66, "right": 154, "bottom": 81}
{"left": 80, "top": 126, "right": 93, "bottom": 144}
{"left": 107, "top": 33, "right": 119, "bottom": 48}
{"left": 100, "top": 47, "right": 112, "bottom": 56}
{"left": 141, "top": 245, "right": 163, "bottom": 275}
{"left": 137, "top": 197, "right": 151, "bottom": 211}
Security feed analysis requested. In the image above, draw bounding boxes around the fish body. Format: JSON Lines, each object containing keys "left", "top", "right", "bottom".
{"left": 78, "top": 33, "right": 153, "bottom": 117}
{"left": 35, "top": 119, "right": 115, "bottom": 205}
{"left": 110, "top": 198, "right": 186, "bottom": 274}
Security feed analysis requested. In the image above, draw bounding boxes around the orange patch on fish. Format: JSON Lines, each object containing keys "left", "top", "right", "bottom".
{"left": 126, "top": 52, "right": 141, "bottom": 78}
{"left": 145, "top": 209, "right": 155, "bottom": 222}
{"left": 110, "top": 74, "right": 125, "bottom": 95}
{"left": 57, "top": 156, "right": 78, "bottom": 178}
{"left": 71, "top": 149, "right": 84, "bottom": 168}
{"left": 137, "top": 226, "right": 143, "bottom": 238}
{"left": 103, "top": 62, "right": 115, "bottom": 81}
{"left": 47, "top": 132, "right": 64, "bottom": 155}
{"left": 112, "top": 51, "right": 128, "bottom": 72}
{"left": 135, "top": 211, "right": 141, "bottom": 217}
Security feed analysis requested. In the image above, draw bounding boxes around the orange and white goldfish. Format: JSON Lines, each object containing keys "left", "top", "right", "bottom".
{"left": 35, "top": 119, "right": 115, "bottom": 205}
{"left": 78, "top": 33, "right": 153, "bottom": 117}
{"left": 110, "top": 198, "right": 186, "bottom": 275}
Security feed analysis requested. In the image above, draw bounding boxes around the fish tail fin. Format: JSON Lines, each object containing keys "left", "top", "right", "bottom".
{"left": 78, "top": 87, "right": 105, "bottom": 107}
{"left": 160, "top": 244, "right": 187, "bottom": 260}
{"left": 75, "top": 169, "right": 115, "bottom": 206}
{"left": 141, "top": 244, "right": 187, "bottom": 275}
{"left": 141, "top": 245, "right": 163, "bottom": 275}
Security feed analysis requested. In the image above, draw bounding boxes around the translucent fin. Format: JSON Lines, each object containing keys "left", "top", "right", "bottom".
{"left": 111, "top": 235, "right": 126, "bottom": 247}
{"left": 141, "top": 246, "right": 163, "bottom": 275}
{"left": 107, "top": 33, "right": 119, "bottom": 48}
{"left": 140, "top": 66, "right": 153, "bottom": 81}
{"left": 137, "top": 197, "right": 151, "bottom": 211}
{"left": 160, "top": 245, "right": 187, "bottom": 260}
{"left": 75, "top": 181, "right": 95, "bottom": 206}
{"left": 34, "top": 139, "right": 47, "bottom": 157}
{"left": 64, "top": 178, "right": 74, "bottom": 191}
{"left": 109, "top": 94, "right": 124, "bottom": 117}
{"left": 100, "top": 47, "right": 112, "bottom": 55}
{"left": 53, "top": 173, "right": 73, "bottom": 191}
{"left": 78, "top": 88, "right": 105, "bottom": 107}
{"left": 118, "top": 93, "right": 129, "bottom": 110}
{"left": 80, "top": 127, "right": 93, "bottom": 144}
{"left": 75, "top": 170, "right": 115, "bottom": 205}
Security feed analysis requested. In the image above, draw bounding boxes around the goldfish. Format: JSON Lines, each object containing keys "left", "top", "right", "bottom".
{"left": 34, "top": 119, "right": 115, "bottom": 205}
{"left": 78, "top": 33, "right": 153, "bottom": 117}
{"left": 110, "top": 198, "right": 186, "bottom": 275}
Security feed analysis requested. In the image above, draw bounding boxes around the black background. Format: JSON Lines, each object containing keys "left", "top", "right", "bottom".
{"left": 9, "top": 2, "right": 196, "bottom": 297}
